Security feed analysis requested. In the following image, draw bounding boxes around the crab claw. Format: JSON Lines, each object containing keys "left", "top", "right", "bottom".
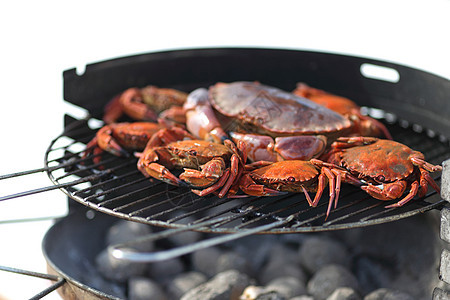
{"left": 238, "top": 173, "right": 288, "bottom": 197}
{"left": 185, "top": 88, "right": 229, "bottom": 143}
{"left": 361, "top": 181, "right": 408, "bottom": 202}
{"left": 82, "top": 126, "right": 131, "bottom": 166}
{"left": 137, "top": 147, "right": 187, "bottom": 187}
{"left": 180, "top": 158, "right": 226, "bottom": 188}
{"left": 138, "top": 162, "right": 186, "bottom": 187}
{"left": 230, "top": 132, "right": 326, "bottom": 162}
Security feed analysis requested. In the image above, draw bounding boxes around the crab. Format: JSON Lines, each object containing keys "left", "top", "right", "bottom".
{"left": 136, "top": 128, "right": 247, "bottom": 197}
{"left": 203, "top": 81, "right": 353, "bottom": 163}
{"left": 292, "top": 83, "right": 392, "bottom": 139}
{"left": 323, "top": 136, "right": 442, "bottom": 207}
{"left": 235, "top": 159, "right": 362, "bottom": 217}
{"left": 103, "top": 85, "right": 188, "bottom": 125}
{"left": 83, "top": 122, "right": 168, "bottom": 164}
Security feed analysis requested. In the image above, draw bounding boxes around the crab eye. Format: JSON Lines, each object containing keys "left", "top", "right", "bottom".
{"left": 189, "top": 150, "right": 197, "bottom": 156}
{"left": 376, "top": 175, "right": 385, "bottom": 182}
{"left": 287, "top": 176, "right": 296, "bottom": 183}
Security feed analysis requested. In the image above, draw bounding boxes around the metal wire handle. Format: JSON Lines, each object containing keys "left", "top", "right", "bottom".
{"left": 109, "top": 214, "right": 295, "bottom": 262}
{"left": 0, "top": 265, "right": 65, "bottom": 300}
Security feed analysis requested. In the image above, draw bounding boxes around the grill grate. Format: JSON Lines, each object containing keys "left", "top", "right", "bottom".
{"left": 38, "top": 115, "right": 448, "bottom": 235}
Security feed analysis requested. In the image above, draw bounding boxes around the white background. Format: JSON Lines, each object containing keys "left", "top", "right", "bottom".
{"left": 0, "top": 0, "right": 449, "bottom": 299}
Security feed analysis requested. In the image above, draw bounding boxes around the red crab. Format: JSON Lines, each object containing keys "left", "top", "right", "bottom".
{"left": 136, "top": 128, "right": 247, "bottom": 197}
{"left": 186, "top": 81, "right": 352, "bottom": 163}
{"left": 293, "top": 83, "right": 392, "bottom": 139}
{"left": 323, "top": 136, "right": 442, "bottom": 207}
{"left": 103, "top": 86, "right": 188, "bottom": 125}
{"left": 234, "top": 159, "right": 362, "bottom": 217}
{"left": 83, "top": 122, "right": 169, "bottom": 164}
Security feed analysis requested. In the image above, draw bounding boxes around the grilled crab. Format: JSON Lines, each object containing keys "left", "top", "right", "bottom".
{"left": 136, "top": 128, "right": 247, "bottom": 197}
{"left": 324, "top": 137, "right": 442, "bottom": 207}
{"left": 103, "top": 86, "right": 188, "bottom": 125}
{"left": 293, "top": 83, "right": 392, "bottom": 139}
{"left": 236, "top": 159, "right": 362, "bottom": 217}
{"left": 187, "top": 81, "right": 352, "bottom": 163}
{"left": 83, "top": 122, "right": 168, "bottom": 164}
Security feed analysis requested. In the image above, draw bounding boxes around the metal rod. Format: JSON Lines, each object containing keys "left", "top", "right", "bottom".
{"left": 109, "top": 215, "right": 295, "bottom": 262}
{"left": 73, "top": 169, "right": 142, "bottom": 196}
{"left": 0, "top": 174, "right": 104, "bottom": 202}
{"left": 29, "top": 278, "right": 66, "bottom": 300}
{"left": 0, "top": 265, "right": 60, "bottom": 281}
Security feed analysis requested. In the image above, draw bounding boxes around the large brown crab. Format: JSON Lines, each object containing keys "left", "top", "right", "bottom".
{"left": 103, "top": 86, "right": 188, "bottom": 125}
{"left": 186, "top": 81, "right": 353, "bottom": 163}
{"left": 292, "top": 83, "right": 392, "bottom": 139}
{"left": 136, "top": 128, "right": 247, "bottom": 197}
{"left": 323, "top": 136, "right": 442, "bottom": 207}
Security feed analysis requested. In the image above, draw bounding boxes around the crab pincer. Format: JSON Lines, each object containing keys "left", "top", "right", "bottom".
{"left": 103, "top": 86, "right": 188, "bottom": 125}
{"left": 183, "top": 87, "right": 229, "bottom": 143}
{"left": 82, "top": 122, "right": 165, "bottom": 165}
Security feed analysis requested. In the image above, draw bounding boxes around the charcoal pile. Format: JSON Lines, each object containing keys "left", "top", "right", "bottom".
{"left": 92, "top": 210, "right": 445, "bottom": 300}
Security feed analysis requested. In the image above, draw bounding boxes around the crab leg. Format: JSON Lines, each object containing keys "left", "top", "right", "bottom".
{"left": 411, "top": 156, "right": 442, "bottom": 193}
{"left": 103, "top": 94, "right": 124, "bottom": 124}
{"left": 310, "top": 172, "right": 327, "bottom": 207}
{"left": 82, "top": 137, "right": 107, "bottom": 164}
{"left": 357, "top": 113, "right": 393, "bottom": 140}
{"left": 411, "top": 156, "right": 442, "bottom": 171}
{"left": 423, "top": 171, "right": 441, "bottom": 194}
{"left": 217, "top": 155, "right": 241, "bottom": 198}
{"left": 216, "top": 139, "right": 248, "bottom": 198}
{"left": 191, "top": 169, "right": 231, "bottom": 197}
{"left": 143, "top": 127, "right": 194, "bottom": 152}
{"left": 331, "top": 169, "right": 342, "bottom": 209}
{"left": 301, "top": 186, "right": 314, "bottom": 206}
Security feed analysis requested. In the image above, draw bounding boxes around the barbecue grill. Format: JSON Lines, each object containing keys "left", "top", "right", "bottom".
{"left": 0, "top": 48, "right": 449, "bottom": 299}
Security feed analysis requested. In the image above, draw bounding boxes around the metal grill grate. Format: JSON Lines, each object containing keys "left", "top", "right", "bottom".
{"left": 35, "top": 115, "right": 448, "bottom": 235}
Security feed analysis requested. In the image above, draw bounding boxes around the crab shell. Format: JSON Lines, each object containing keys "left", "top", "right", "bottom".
{"left": 247, "top": 160, "right": 322, "bottom": 193}
{"left": 162, "top": 140, "right": 233, "bottom": 169}
{"left": 140, "top": 85, "right": 188, "bottom": 114}
{"left": 332, "top": 139, "right": 421, "bottom": 184}
{"left": 102, "top": 122, "right": 163, "bottom": 151}
{"left": 209, "top": 82, "right": 352, "bottom": 141}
